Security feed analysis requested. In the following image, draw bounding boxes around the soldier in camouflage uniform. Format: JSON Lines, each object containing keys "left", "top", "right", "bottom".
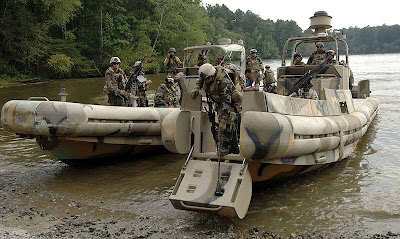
{"left": 126, "top": 61, "right": 152, "bottom": 107}
{"left": 216, "top": 56, "right": 225, "bottom": 66}
{"left": 196, "top": 54, "right": 207, "bottom": 67}
{"left": 154, "top": 78, "right": 180, "bottom": 108}
{"left": 293, "top": 52, "right": 305, "bottom": 65}
{"left": 190, "top": 63, "right": 242, "bottom": 156}
{"left": 104, "top": 57, "right": 128, "bottom": 106}
{"left": 246, "top": 48, "right": 263, "bottom": 88}
{"left": 263, "top": 65, "right": 276, "bottom": 92}
{"left": 164, "top": 48, "right": 183, "bottom": 77}
{"left": 307, "top": 42, "right": 326, "bottom": 65}
{"left": 173, "top": 72, "right": 185, "bottom": 104}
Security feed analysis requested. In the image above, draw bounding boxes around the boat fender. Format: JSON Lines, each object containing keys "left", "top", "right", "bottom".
{"left": 339, "top": 130, "right": 344, "bottom": 160}
{"left": 333, "top": 119, "right": 344, "bottom": 160}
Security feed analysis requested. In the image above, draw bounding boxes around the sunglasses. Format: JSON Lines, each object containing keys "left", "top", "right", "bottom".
{"left": 316, "top": 46, "right": 323, "bottom": 48}
{"left": 112, "top": 62, "right": 120, "bottom": 65}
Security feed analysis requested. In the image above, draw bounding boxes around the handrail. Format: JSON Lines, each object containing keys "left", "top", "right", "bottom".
{"left": 180, "top": 201, "right": 222, "bottom": 212}
{"left": 28, "top": 97, "right": 49, "bottom": 101}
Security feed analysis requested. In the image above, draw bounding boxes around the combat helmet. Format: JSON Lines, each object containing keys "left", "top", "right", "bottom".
{"left": 315, "top": 42, "right": 325, "bottom": 48}
{"left": 250, "top": 48, "right": 257, "bottom": 54}
{"left": 165, "top": 77, "right": 174, "bottom": 83}
{"left": 168, "top": 48, "right": 176, "bottom": 53}
{"left": 199, "top": 63, "right": 216, "bottom": 79}
{"left": 326, "top": 50, "right": 335, "bottom": 55}
{"left": 110, "top": 57, "right": 121, "bottom": 64}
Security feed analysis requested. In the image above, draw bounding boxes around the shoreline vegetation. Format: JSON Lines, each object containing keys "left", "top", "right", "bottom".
{"left": 1, "top": 1, "right": 399, "bottom": 84}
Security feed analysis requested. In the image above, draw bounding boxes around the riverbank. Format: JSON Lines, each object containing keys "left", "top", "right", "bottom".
{"left": 1, "top": 165, "right": 399, "bottom": 239}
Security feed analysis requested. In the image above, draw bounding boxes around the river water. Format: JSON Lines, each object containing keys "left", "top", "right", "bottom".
{"left": 0, "top": 54, "right": 399, "bottom": 237}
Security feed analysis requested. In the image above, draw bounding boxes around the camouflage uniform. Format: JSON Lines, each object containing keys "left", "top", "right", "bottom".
{"left": 136, "top": 84, "right": 148, "bottom": 107}
{"left": 263, "top": 69, "right": 276, "bottom": 86}
{"left": 294, "top": 61, "right": 305, "bottom": 66}
{"left": 164, "top": 56, "right": 183, "bottom": 77}
{"left": 195, "top": 66, "right": 242, "bottom": 155}
{"left": 104, "top": 67, "right": 127, "bottom": 106}
{"left": 126, "top": 69, "right": 149, "bottom": 107}
{"left": 307, "top": 51, "right": 326, "bottom": 65}
{"left": 173, "top": 72, "right": 185, "bottom": 104}
{"left": 154, "top": 84, "right": 179, "bottom": 108}
{"left": 246, "top": 55, "right": 263, "bottom": 87}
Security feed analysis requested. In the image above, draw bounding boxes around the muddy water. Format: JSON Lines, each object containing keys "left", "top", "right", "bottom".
{"left": 0, "top": 54, "right": 399, "bottom": 238}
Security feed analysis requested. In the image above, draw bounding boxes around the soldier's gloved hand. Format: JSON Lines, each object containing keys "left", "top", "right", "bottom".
{"left": 190, "top": 89, "right": 199, "bottom": 99}
{"left": 219, "top": 122, "right": 227, "bottom": 131}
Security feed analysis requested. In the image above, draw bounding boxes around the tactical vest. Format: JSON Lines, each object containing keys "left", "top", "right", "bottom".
{"left": 311, "top": 52, "right": 326, "bottom": 65}
{"left": 105, "top": 67, "right": 126, "bottom": 95}
{"left": 162, "top": 84, "right": 174, "bottom": 104}
{"left": 166, "top": 57, "right": 179, "bottom": 73}
{"left": 264, "top": 70, "right": 275, "bottom": 85}
{"left": 246, "top": 56, "right": 263, "bottom": 72}
{"left": 204, "top": 67, "right": 242, "bottom": 105}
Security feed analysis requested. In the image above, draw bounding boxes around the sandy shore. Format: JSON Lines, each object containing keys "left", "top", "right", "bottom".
{"left": 1, "top": 168, "right": 399, "bottom": 239}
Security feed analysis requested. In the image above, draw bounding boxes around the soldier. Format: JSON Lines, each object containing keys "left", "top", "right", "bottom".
{"left": 154, "top": 78, "right": 180, "bottom": 108}
{"left": 173, "top": 72, "right": 185, "bottom": 104}
{"left": 190, "top": 63, "right": 242, "bottom": 156}
{"left": 307, "top": 42, "right": 326, "bottom": 65}
{"left": 349, "top": 68, "right": 354, "bottom": 90}
{"left": 196, "top": 54, "right": 207, "bottom": 67}
{"left": 243, "top": 69, "right": 256, "bottom": 92}
{"left": 246, "top": 48, "right": 263, "bottom": 88}
{"left": 293, "top": 52, "right": 305, "bottom": 65}
{"left": 217, "top": 56, "right": 225, "bottom": 66}
{"left": 245, "top": 69, "right": 253, "bottom": 88}
{"left": 164, "top": 48, "right": 183, "bottom": 77}
{"left": 263, "top": 65, "right": 276, "bottom": 92}
{"left": 339, "top": 60, "right": 354, "bottom": 90}
{"left": 126, "top": 61, "right": 152, "bottom": 107}
{"left": 104, "top": 57, "right": 128, "bottom": 106}
{"left": 326, "top": 50, "right": 336, "bottom": 64}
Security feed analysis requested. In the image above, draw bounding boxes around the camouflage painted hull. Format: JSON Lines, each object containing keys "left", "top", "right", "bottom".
{"left": 1, "top": 100, "right": 178, "bottom": 161}
{"left": 168, "top": 90, "right": 378, "bottom": 218}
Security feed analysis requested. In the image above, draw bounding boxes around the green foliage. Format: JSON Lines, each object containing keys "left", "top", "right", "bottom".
{"left": 206, "top": 4, "right": 301, "bottom": 58}
{"left": 340, "top": 25, "right": 400, "bottom": 54}
{"left": 0, "top": 0, "right": 399, "bottom": 83}
{"left": 48, "top": 54, "right": 74, "bottom": 77}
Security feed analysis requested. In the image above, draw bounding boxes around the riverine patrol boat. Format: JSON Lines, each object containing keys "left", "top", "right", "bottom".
{"left": 165, "top": 11, "right": 378, "bottom": 218}
{"left": 0, "top": 41, "right": 246, "bottom": 165}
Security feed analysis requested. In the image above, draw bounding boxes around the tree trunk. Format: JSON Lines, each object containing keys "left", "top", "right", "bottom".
{"left": 99, "top": 3, "right": 103, "bottom": 62}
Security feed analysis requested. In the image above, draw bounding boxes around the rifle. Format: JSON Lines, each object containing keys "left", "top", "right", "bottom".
{"left": 204, "top": 93, "right": 224, "bottom": 196}
{"left": 125, "top": 55, "right": 148, "bottom": 93}
{"left": 286, "top": 58, "right": 328, "bottom": 96}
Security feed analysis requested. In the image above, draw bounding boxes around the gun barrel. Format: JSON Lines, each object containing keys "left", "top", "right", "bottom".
{"left": 286, "top": 59, "right": 328, "bottom": 96}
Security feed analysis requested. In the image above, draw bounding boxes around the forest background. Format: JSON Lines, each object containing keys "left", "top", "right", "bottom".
{"left": 1, "top": 0, "right": 399, "bottom": 81}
